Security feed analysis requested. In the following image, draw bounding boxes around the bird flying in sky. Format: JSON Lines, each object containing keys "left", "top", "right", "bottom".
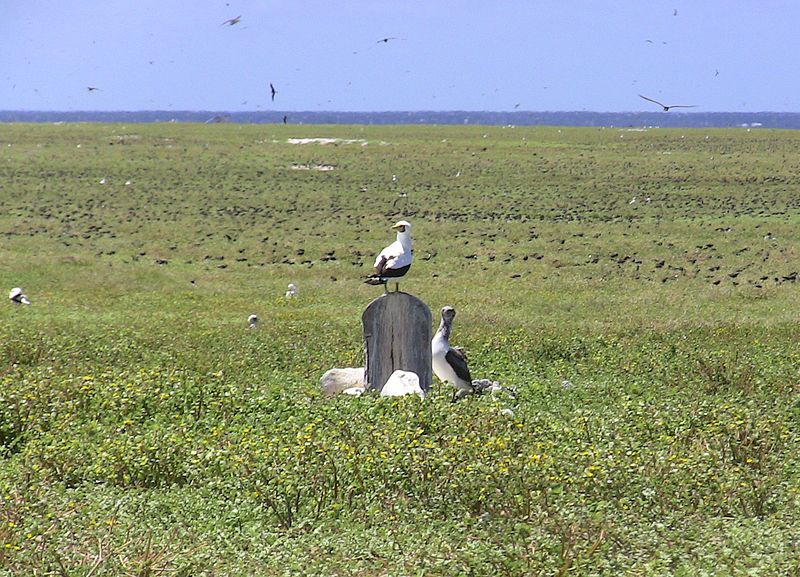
{"left": 638, "top": 94, "right": 697, "bottom": 111}
{"left": 221, "top": 15, "right": 241, "bottom": 26}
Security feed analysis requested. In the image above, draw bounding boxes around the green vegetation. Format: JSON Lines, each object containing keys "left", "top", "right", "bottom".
{"left": 1, "top": 123, "right": 799, "bottom": 575}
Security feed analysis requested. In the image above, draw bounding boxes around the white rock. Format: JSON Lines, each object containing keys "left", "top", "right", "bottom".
{"left": 320, "top": 367, "right": 366, "bottom": 397}
{"left": 381, "top": 370, "right": 425, "bottom": 398}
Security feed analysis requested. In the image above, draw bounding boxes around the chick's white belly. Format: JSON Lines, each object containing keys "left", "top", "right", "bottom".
{"left": 431, "top": 339, "right": 450, "bottom": 379}
{"left": 432, "top": 340, "right": 470, "bottom": 390}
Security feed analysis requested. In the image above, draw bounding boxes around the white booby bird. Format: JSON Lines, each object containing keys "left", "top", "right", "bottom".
{"left": 432, "top": 306, "right": 474, "bottom": 400}
{"left": 285, "top": 283, "right": 298, "bottom": 298}
{"left": 247, "top": 314, "right": 258, "bottom": 329}
{"left": 9, "top": 287, "right": 31, "bottom": 305}
{"left": 365, "top": 220, "right": 412, "bottom": 292}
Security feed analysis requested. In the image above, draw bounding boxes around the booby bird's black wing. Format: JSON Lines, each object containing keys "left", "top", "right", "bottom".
{"left": 373, "top": 254, "right": 390, "bottom": 276}
{"left": 365, "top": 254, "right": 392, "bottom": 285}
{"left": 365, "top": 257, "right": 410, "bottom": 284}
{"left": 372, "top": 242, "right": 405, "bottom": 276}
{"left": 638, "top": 94, "right": 666, "bottom": 108}
{"left": 446, "top": 348, "right": 472, "bottom": 383}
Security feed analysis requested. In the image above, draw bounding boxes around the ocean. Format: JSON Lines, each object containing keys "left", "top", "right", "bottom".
{"left": 2, "top": 109, "right": 799, "bottom": 128}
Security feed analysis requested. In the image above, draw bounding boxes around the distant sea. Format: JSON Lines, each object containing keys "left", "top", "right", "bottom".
{"left": 2, "top": 110, "right": 800, "bottom": 128}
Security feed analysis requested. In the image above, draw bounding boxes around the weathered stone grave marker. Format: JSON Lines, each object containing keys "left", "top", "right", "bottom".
{"left": 362, "top": 292, "right": 432, "bottom": 393}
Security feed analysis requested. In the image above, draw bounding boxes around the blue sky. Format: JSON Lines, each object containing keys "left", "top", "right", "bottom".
{"left": 2, "top": 1, "right": 799, "bottom": 112}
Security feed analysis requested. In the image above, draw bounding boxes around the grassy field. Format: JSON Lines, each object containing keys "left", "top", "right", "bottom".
{"left": 1, "top": 122, "right": 799, "bottom": 576}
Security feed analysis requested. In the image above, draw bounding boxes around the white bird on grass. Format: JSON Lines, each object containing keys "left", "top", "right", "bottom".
{"left": 248, "top": 314, "right": 258, "bottom": 329}
{"left": 9, "top": 287, "right": 31, "bottom": 305}
{"left": 432, "top": 306, "right": 474, "bottom": 401}
{"left": 285, "top": 283, "right": 298, "bottom": 298}
{"left": 364, "top": 220, "right": 412, "bottom": 292}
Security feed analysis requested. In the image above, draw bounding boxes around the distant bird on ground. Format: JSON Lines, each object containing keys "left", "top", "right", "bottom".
{"left": 638, "top": 94, "right": 697, "bottom": 112}
{"left": 364, "top": 220, "right": 412, "bottom": 292}
{"left": 248, "top": 314, "right": 258, "bottom": 329}
{"left": 285, "top": 283, "right": 298, "bottom": 298}
{"left": 9, "top": 287, "right": 30, "bottom": 305}
{"left": 270, "top": 83, "right": 277, "bottom": 102}
{"left": 432, "top": 306, "right": 474, "bottom": 401}
{"left": 282, "top": 115, "right": 288, "bottom": 124}
{"left": 221, "top": 15, "right": 241, "bottom": 26}
{"left": 391, "top": 191, "right": 408, "bottom": 209}
{"left": 87, "top": 86, "right": 100, "bottom": 92}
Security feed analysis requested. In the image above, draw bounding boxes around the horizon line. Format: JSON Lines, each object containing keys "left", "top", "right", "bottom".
{"left": 1, "top": 109, "right": 797, "bottom": 115}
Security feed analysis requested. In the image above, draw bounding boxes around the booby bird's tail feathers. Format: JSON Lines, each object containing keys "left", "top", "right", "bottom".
{"left": 364, "top": 275, "right": 388, "bottom": 286}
